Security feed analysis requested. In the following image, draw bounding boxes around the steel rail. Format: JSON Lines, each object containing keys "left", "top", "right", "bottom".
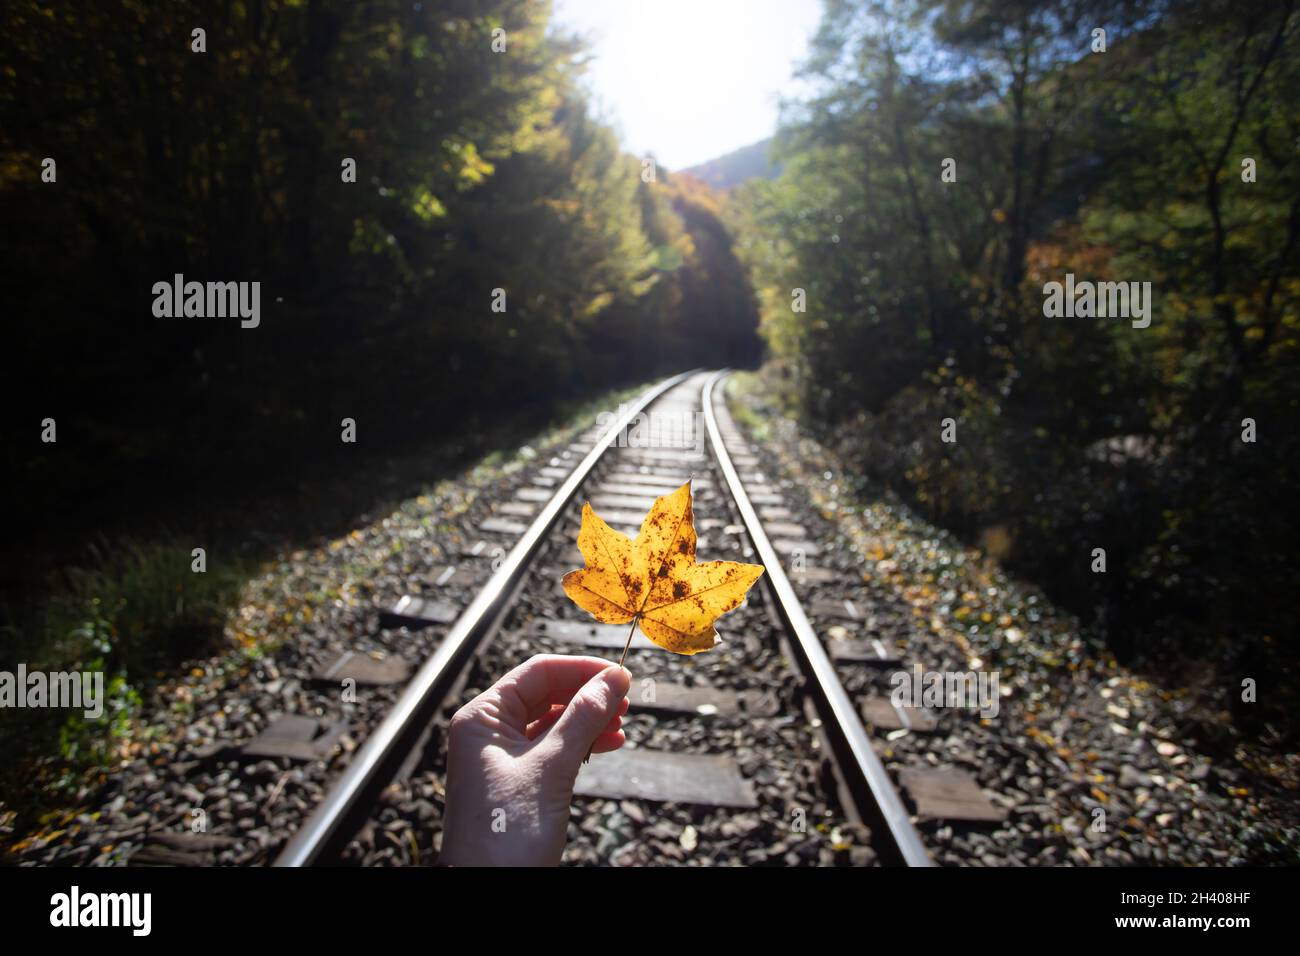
{"left": 701, "top": 370, "right": 933, "bottom": 867}
{"left": 274, "top": 370, "right": 695, "bottom": 866}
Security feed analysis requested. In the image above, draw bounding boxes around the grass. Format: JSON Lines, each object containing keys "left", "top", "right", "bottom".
{"left": 0, "top": 537, "right": 252, "bottom": 835}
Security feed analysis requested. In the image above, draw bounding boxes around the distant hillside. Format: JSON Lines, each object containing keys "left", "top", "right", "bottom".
{"left": 680, "top": 139, "right": 777, "bottom": 190}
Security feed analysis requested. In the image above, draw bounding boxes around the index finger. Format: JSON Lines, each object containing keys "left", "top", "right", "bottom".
{"left": 494, "top": 654, "right": 627, "bottom": 729}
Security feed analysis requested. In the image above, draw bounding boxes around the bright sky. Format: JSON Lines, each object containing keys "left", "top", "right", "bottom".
{"left": 550, "top": 0, "right": 824, "bottom": 171}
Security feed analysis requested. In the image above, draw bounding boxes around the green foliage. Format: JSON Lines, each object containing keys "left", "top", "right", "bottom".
{"left": 57, "top": 672, "right": 141, "bottom": 768}
{"left": 733, "top": 0, "right": 1299, "bottom": 738}
{"left": 39, "top": 538, "right": 250, "bottom": 677}
{"left": 0, "top": 537, "right": 247, "bottom": 829}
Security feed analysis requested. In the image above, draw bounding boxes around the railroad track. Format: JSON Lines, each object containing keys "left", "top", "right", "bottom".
{"left": 7, "top": 375, "right": 1255, "bottom": 871}
{"left": 275, "top": 370, "right": 931, "bottom": 867}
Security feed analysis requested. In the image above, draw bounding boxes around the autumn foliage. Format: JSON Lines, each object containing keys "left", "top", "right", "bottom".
{"left": 563, "top": 483, "right": 763, "bottom": 656}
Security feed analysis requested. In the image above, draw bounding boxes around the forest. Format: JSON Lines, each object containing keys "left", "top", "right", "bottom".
{"left": 731, "top": 0, "right": 1298, "bottom": 747}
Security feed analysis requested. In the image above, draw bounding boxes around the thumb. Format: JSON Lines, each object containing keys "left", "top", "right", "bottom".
{"left": 547, "top": 664, "right": 631, "bottom": 771}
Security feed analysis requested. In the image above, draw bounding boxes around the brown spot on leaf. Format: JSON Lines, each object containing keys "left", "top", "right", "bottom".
{"left": 560, "top": 483, "right": 763, "bottom": 655}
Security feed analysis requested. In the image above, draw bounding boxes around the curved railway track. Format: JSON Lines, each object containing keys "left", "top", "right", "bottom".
{"left": 275, "top": 370, "right": 931, "bottom": 867}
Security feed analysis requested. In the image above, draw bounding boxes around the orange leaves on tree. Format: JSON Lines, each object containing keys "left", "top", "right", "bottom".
{"left": 562, "top": 481, "right": 763, "bottom": 659}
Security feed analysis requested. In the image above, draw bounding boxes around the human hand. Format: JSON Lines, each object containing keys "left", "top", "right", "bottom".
{"left": 436, "top": 654, "right": 631, "bottom": 867}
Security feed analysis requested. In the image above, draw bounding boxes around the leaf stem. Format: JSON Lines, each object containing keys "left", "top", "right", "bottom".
{"left": 618, "top": 614, "right": 639, "bottom": 669}
{"left": 584, "top": 615, "right": 639, "bottom": 765}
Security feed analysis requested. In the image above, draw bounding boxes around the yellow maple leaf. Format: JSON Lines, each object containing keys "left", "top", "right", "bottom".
{"left": 562, "top": 481, "right": 764, "bottom": 655}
